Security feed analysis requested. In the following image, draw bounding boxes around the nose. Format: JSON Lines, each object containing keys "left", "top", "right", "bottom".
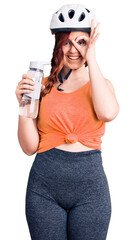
{"left": 69, "top": 43, "right": 78, "bottom": 53}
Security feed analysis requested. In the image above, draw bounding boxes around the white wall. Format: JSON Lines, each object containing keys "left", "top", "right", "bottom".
{"left": 0, "top": 0, "right": 135, "bottom": 239}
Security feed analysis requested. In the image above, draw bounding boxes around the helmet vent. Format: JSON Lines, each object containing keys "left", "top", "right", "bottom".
{"left": 78, "top": 12, "right": 85, "bottom": 22}
{"left": 85, "top": 8, "right": 90, "bottom": 13}
{"left": 68, "top": 9, "right": 75, "bottom": 19}
{"left": 58, "top": 13, "right": 65, "bottom": 22}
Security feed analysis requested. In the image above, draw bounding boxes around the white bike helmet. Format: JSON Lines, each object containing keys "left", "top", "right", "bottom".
{"left": 50, "top": 4, "right": 98, "bottom": 34}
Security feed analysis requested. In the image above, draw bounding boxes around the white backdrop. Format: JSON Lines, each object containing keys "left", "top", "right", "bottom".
{"left": 0, "top": 0, "right": 135, "bottom": 239}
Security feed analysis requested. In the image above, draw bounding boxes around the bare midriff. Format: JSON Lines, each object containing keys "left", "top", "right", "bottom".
{"left": 54, "top": 142, "right": 95, "bottom": 152}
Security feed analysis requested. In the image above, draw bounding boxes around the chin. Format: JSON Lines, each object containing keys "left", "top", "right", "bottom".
{"left": 65, "top": 62, "right": 85, "bottom": 70}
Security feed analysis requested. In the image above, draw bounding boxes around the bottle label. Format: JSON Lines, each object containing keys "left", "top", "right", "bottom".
{"left": 24, "top": 77, "right": 42, "bottom": 99}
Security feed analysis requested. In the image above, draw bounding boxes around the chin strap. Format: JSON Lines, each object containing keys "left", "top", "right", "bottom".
{"left": 57, "top": 68, "right": 72, "bottom": 91}
{"left": 64, "top": 69, "right": 72, "bottom": 80}
{"left": 57, "top": 61, "right": 86, "bottom": 90}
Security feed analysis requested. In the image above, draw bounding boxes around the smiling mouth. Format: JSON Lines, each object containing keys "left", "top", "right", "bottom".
{"left": 67, "top": 56, "right": 81, "bottom": 60}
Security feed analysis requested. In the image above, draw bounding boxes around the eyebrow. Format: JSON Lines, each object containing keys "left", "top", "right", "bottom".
{"left": 66, "top": 38, "right": 85, "bottom": 42}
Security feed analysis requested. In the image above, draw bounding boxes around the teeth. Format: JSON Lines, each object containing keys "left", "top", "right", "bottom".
{"left": 68, "top": 56, "right": 80, "bottom": 60}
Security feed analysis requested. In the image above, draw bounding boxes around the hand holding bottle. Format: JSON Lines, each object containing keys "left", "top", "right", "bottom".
{"left": 15, "top": 74, "right": 45, "bottom": 105}
{"left": 16, "top": 61, "right": 50, "bottom": 118}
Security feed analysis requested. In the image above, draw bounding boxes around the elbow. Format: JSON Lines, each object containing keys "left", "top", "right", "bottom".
{"left": 23, "top": 149, "right": 37, "bottom": 156}
{"left": 18, "top": 141, "right": 38, "bottom": 156}
{"left": 25, "top": 144, "right": 39, "bottom": 156}
{"left": 18, "top": 135, "right": 39, "bottom": 156}
{"left": 27, "top": 152, "right": 36, "bottom": 156}
{"left": 97, "top": 104, "right": 120, "bottom": 122}
{"left": 19, "top": 143, "right": 39, "bottom": 156}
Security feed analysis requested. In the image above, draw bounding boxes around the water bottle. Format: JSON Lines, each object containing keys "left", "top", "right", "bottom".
{"left": 19, "top": 61, "right": 50, "bottom": 119}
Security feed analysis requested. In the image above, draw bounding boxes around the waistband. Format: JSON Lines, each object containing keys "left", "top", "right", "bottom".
{"left": 37, "top": 147, "right": 101, "bottom": 158}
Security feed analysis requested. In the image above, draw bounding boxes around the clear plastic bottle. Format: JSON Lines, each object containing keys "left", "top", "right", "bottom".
{"left": 19, "top": 61, "right": 50, "bottom": 119}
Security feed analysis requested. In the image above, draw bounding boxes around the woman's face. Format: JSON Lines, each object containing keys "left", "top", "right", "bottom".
{"left": 62, "top": 31, "right": 89, "bottom": 70}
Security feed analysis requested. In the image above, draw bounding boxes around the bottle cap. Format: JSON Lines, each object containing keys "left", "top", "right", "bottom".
{"left": 29, "top": 61, "right": 51, "bottom": 71}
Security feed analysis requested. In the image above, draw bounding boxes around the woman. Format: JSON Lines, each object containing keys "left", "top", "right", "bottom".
{"left": 15, "top": 4, "right": 119, "bottom": 240}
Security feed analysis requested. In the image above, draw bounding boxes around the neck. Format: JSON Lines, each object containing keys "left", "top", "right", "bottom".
{"left": 61, "top": 65, "right": 89, "bottom": 83}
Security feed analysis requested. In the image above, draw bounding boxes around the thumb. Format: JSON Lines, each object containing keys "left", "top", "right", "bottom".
{"left": 41, "top": 85, "right": 45, "bottom": 90}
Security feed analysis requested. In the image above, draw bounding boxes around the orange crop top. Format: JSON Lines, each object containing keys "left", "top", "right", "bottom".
{"left": 37, "top": 77, "right": 105, "bottom": 153}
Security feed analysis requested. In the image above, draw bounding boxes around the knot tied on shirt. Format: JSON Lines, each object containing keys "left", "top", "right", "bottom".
{"left": 64, "top": 133, "right": 78, "bottom": 144}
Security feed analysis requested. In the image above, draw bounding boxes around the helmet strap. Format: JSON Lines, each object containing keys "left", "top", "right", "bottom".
{"left": 64, "top": 69, "right": 72, "bottom": 80}
{"left": 58, "top": 68, "right": 72, "bottom": 82}
{"left": 58, "top": 69, "right": 63, "bottom": 83}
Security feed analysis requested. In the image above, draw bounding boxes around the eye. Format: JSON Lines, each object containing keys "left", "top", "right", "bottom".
{"left": 64, "top": 41, "right": 71, "bottom": 46}
{"left": 78, "top": 39, "right": 86, "bottom": 45}
{"left": 64, "top": 42, "right": 69, "bottom": 45}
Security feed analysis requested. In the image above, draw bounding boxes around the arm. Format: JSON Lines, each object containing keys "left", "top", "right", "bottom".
{"left": 72, "top": 19, "right": 120, "bottom": 122}
{"left": 18, "top": 116, "right": 39, "bottom": 156}
{"left": 15, "top": 74, "right": 42, "bottom": 156}
{"left": 87, "top": 57, "right": 120, "bottom": 122}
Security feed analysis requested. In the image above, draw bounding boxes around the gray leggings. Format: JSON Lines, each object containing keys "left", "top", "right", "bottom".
{"left": 25, "top": 148, "right": 112, "bottom": 240}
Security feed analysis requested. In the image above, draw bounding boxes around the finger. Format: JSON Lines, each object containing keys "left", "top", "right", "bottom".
{"left": 20, "top": 78, "right": 35, "bottom": 86}
{"left": 93, "top": 33, "right": 100, "bottom": 43}
{"left": 93, "top": 22, "right": 100, "bottom": 38}
{"left": 41, "top": 85, "right": 45, "bottom": 90}
{"left": 74, "top": 35, "right": 89, "bottom": 45}
{"left": 75, "top": 34, "right": 89, "bottom": 41}
{"left": 90, "top": 18, "right": 95, "bottom": 37}
{"left": 18, "top": 89, "right": 34, "bottom": 94}
{"left": 19, "top": 83, "right": 35, "bottom": 90}
{"left": 71, "top": 40, "right": 82, "bottom": 53}
{"left": 22, "top": 74, "right": 33, "bottom": 80}
{"left": 16, "top": 87, "right": 34, "bottom": 95}
{"left": 95, "top": 22, "right": 100, "bottom": 33}
{"left": 72, "top": 35, "right": 89, "bottom": 53}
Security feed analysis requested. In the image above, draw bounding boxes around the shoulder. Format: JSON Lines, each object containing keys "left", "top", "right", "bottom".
{"left": 104, "top": 78, "right": 116, "bottom": 96}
